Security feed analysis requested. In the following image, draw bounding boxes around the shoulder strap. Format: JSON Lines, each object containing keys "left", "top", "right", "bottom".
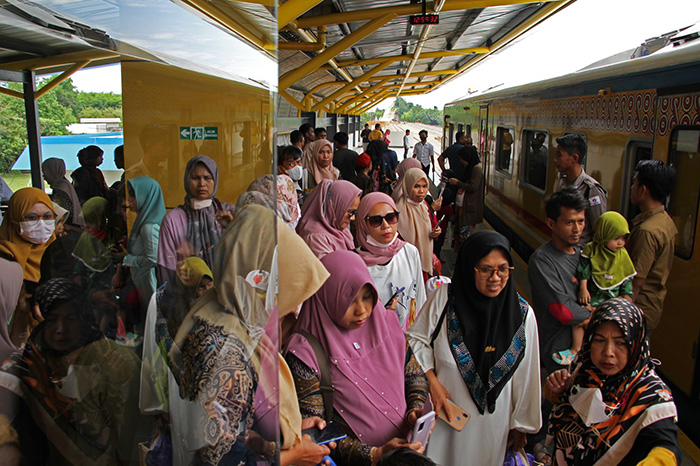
{"left": 295, "top": 330, "right": 334, "bottom": 419}
{"left": 430, "top": 287, "right": 451, "bottom": 347}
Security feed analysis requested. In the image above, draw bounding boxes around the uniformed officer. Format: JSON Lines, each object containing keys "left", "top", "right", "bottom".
{"left": 554, "top": 133, "right": 607, "bottom": 245}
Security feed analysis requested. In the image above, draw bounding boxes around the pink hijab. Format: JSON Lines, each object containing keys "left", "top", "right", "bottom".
{"left": 383, "top": 129, "right": 391, "bottom": 144}
{"left": 285, "top": 251, "right": 407, "bottom": 445}
{"left": 296, "top": 180, "right": 361, "bottom": 259}
{"left": 356, "top": 192, "right": 406, "bottom": 267}
{"left": 391, "top": 158, "right": 422, "bottom": 202}
{"left": 303, "top": 139, "right": 338, "bottom": 184}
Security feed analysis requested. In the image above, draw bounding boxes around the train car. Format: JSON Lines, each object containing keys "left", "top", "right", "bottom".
{"left": 443, "top": 31, "right": 700, "bottom": 403}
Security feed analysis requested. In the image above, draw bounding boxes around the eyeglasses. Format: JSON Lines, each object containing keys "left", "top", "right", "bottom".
{"left": 22, "top": 212, "right": 56, "bottom": 225}
{"left": 365, "top": 211, "right": 400, "bottom": 228}
{"left": 347, "top": 209, "right": 358, "bottom": 219}
{"left": 474, "top": 265, "right": 514, "bottom": 280}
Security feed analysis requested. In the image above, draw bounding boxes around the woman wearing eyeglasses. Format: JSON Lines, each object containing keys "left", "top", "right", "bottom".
{"left": 406, "top": 231, "right": 542, "bottom": 465}
{"left": 296, "top": 179, "right": 361, "bottom": 259}
{"left": 356, "top": 192, "right": 426, "bottom": 332}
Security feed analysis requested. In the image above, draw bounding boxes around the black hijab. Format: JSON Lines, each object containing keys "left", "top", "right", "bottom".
{"left": 448, "top": 230, "right": 526, "bottom": 413}
{"left": 458, "top": 145, "right": 481, "bottom": 181}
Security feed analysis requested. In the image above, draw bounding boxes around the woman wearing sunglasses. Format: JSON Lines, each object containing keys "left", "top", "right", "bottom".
{"left": 356, "top": 192, "right": 426, "bottom": 332}
{"left": 406, "top": 231, "right": 541, "bottom": 465}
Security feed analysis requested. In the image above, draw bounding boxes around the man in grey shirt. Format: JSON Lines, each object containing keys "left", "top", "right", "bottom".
{"left": 555, "top": 134, "right": 607, "bottom": 245}
{"left": 528, "top": 188, "right": 594, "bottom": 375}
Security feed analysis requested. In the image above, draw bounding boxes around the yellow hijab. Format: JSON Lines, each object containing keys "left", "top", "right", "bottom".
{"left": 0, "top": 188, "right": 56, "bottom": 281}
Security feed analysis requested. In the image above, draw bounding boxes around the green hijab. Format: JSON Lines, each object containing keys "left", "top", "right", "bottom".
{"left": 72, "top": 197, "right": 114, "bottom": 273}
{"left": 582, "top": 211, "right": 636, "bottom": 289}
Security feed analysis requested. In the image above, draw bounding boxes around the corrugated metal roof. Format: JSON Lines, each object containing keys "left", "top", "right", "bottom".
{"left": 279, "top": 0, "right": 576, "bottom": 112}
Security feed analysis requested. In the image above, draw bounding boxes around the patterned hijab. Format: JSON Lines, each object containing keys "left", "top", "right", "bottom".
{"left": 582, "top": 211, "right": 636, "bottom": 290}
{"left": 355, "top": 192, "right": 406, "bottom": 267}
{"left": 548, "top": 298, "right": 677, "bottom": 465}
{"left": 0, "top": 187, "right": 56, "bottom": 281}
{"left": 446, "top": 231, "right": 526, "bottom": 414}
{"left": 303, "top": 139, "right": 338, "bottom": 184}
{"left": 285, "top": 250, "right": 407, "bottom": 445}
{"left": 235, "top": 174, "right": 301, "bottom": 229}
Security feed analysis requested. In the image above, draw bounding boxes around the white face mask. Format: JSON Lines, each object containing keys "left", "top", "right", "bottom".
{"left": 190, "top": 198, "right": 213, "bottom": 210}
{"left": 286, "top": 165, "right": 303, "bottom": 181}
{"left": 20, "top": 220, "right": 55, "bottom": 244}
{"left": 366, "top": 232, "right": 398, "bottom": 249}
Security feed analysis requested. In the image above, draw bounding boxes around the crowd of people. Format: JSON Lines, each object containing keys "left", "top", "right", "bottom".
{"left": 0, "top": 127, "right": 683, "bottom": 466}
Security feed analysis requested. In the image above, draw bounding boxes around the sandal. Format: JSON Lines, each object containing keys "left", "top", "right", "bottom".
{"left": 552, "top": 349, "right": 575, "bottom": 366}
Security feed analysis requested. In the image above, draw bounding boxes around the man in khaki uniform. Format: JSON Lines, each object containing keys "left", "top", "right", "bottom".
{"left": 627, "top": 159, "right": 678, "bottom": 330}
{"left": 555, "top": 133, "right": 607, "bottom": 245}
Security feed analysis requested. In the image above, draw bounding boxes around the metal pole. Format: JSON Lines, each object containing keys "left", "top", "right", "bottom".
{"left": 23, "top": 70, "right": 43, "bottom": 190}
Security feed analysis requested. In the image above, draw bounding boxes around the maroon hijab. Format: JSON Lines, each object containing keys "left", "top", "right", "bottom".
{"left": 285, "top": 251, "right": 407, "bottom": 445}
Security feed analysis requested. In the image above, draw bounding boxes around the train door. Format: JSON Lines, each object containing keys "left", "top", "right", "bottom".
{"left": 621, "top": 140, "right": 652, "bottom": 220}
{"left": 479, "top": 104, "right": 489, "bottom": 182}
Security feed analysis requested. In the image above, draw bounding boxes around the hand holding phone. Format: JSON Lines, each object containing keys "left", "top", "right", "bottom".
{"left": 409, "top": 410, "right": 436, "bottom": 447}
{"left": 437, "top": 399, "right": 470, "bottom": 432}
{"left": 388, "top": 286, "right": 405, "bottom": 305}
{"left": 302, "top": 421, "right": 347, "bottom": 445}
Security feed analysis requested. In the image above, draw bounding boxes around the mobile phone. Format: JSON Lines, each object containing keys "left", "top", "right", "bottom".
{"left": 437, "top": 399, "right": 470, "bottom": 432}
{"left": 302, "top": 421, "right": 347, "bottom": 445}
{"left": 409, "top": 410, "right": 436, "bottom": 446}
{"left": 388, "top": 286, "right": 405, "bottom": 304}
{"left": 438, "top": 214, "right": 446, "bottom": 223}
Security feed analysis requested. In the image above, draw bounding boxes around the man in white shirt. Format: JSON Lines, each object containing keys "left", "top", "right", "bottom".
{"left": 412, "top": 129, "right": 434, "bottom": 178}
{"left": 403, "top": 129, "right": 411, "bottom": 159}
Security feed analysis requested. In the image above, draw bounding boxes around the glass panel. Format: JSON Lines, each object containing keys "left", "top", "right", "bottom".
{"left": 496, "top": 127, "right": 514, "bottom": 174}
{"left": 521, "top": 130, "right": 549, "bottom": 191}
{"left": 668, "top": 127, "right": 700, "bottom": 259}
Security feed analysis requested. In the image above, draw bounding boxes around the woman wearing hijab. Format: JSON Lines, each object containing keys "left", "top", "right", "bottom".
{"left": 115, "top": 177, "right": 166, "bottom": 315}
{"left": 157, "top": 155, "right": 235, "bottom": 286}
{"left": 0, "top": 278, "right": 145, "bottom": 465}
{"left": 42, "top": 157, "right": 85, "bottom": 229}
{"left": 285, "top": 250, "right": 427, "bottom": 466}
{"left": 40, "top": 203, "right": 80, "bottom": 282}
{"left": 395, "top": 168, "right": 440, "bottom": 279}
{"left": 545, "top": 298, "right": 679, "bottom": 465}
{"left": 391, "top": 158, "right": 422, "bottom": 203}
{"left": 71, "top": 145, "right": 109, "bottom": 205}
{"left": 163, "top": 205, "right": 278, "bottom": 465}
{"left": 447, "top": 145, "right": 483, "bottom": 242}
{"left": 302, "top": 139, "right": 339, "bottom": 193}
{"left": 0, "top": 187, "right": 56, "bottom": 282}
{"left": 0, "top": 258, "right": 24, "bottom": 362}
{"left": 383, "top": 129, "right": 391, "bottom": 145}
{"left": 235, "top": 174, "right": 301, "bottom": 229}
{"left": 72, "top": 197, "right": 120, "bottom": 333}
{"left": 406, "top": 231, "right": 541, "bottom": 465}
{"left": 356, "top": 192, "right": 426, "bottom": 331}
{"left": 296, "top": 179, "right": 362, "bottom": 259}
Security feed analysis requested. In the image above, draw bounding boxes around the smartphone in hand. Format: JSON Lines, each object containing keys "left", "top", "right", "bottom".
{"left": 301, "top": 421, "right": 347, "bottom": 445}
{"left": 437, "top": 399, "right": 470, "bottom": 431}
{"left": 409, "top": 410, "right": 436, "bottom": 446}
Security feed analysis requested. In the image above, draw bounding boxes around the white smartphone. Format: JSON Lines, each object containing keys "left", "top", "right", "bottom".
{"left": 409, "top": 410, "right": 436, "bottom": 447}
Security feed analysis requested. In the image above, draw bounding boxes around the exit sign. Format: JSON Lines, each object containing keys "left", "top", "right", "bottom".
{"left": 409, "top": 14, "right": 439, "bottom": 25}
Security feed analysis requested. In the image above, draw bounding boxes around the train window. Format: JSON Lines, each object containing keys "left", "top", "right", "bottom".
{"left": 668, "top": 127, "right": 700, "bottom": 259}
{"left": 622, "top": 141, "right": 652, "bottom": 220}
{"left": 458, "top": 123, "right": 464, "bottom": 135}
{"left": 449, "top": 123, "right": 455, "bottom": 145}
{"left": 496, "top": 127, "right": 514, "bottom": 175}
{"left": 465, "top": 124, "right": 472, "bottom": 140}
{"left": 520, "top": 130, "right": 549, "bottom": 192}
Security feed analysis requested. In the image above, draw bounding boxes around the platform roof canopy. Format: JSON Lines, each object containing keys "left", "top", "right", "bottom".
{"left": 278, "top": 0, "right": 576, "bottom": 115}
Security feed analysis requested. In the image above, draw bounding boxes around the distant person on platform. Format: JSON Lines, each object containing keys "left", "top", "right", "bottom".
{"left": 71, "top": 145, "right": 108, "bottom": 205}
{"left": 437, "top": 131, "right": 469, "bottom": 181}
{"left": 332, "top": 131, "right": 358, "bottom": 181}
{"left": 627, "top": 160, "right": 678, "bottom": 332}
{"left": 361, "top": 123, "right": 372, "bottom": 151}
{"left": 403, "top": 129, "right": 411, "bottom": 159}
{"left": 369, "top": 123, "right": 383, "bottom": 141}
{"left": 353, "top": 152, "right": 373, "bottom": 196}
{"left": 290, "top": 130, "right": 304, "bottom": 150}
{"left": 413, "top": 130, "right": 434, "bottom": 179}
{"left": 299, "top": 123, "right": 315, "bottom": 149}
{"left": 555, "top": 133, "right": 607, "bottom": 245}
{"left": 314, "top": 127, "right": 327, "bottom": 140}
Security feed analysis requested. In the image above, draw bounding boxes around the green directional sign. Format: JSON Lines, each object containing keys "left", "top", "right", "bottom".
{"left": 180, "top": 126, "right": 218, "bottom": 140}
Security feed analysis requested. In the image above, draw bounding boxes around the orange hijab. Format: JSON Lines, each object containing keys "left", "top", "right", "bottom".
{"left": 0, "top": 188, "right": 56, "bottom": 281}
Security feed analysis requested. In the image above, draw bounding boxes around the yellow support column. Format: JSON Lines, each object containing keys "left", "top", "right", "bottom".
{"left": 279, "top": 13, "right": 396, "bottom": 90}
{"left": 278, "top": 0, "right": 324, "bottom": 30}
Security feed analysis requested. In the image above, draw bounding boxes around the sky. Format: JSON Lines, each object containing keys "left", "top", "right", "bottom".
{"left": 70, "top": 0, "right": 700, "bottom": 109}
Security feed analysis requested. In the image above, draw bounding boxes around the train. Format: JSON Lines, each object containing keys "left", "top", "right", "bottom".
{"left": 442, "top": 28, "right": 700, "bottom": 404}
